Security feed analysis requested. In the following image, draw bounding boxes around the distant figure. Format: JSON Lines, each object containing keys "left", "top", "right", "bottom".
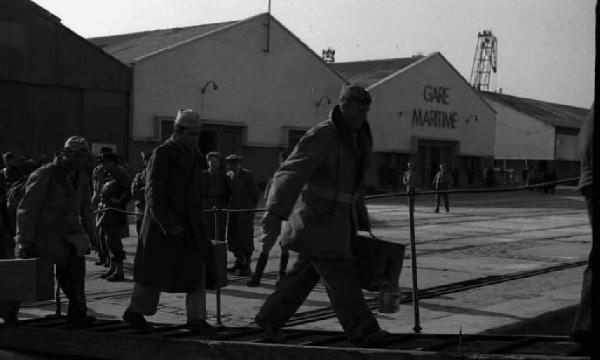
{"left": 402, "top": 161, "right": 419, "bottom": 193}
{"left": 201, "top": 152, "right": 231, "bottom": 242}
{"left": 91, "top": 147, "right": 115, "bottom": 267}
{"left": 570, "top": 104, "right": 594, "bottom": 348}
{"left": 432, "top": 163, "right": 453, "bottom": 213}
{"left": 483, "top": 166, "right": 495, "bottom": 187}
{"left": 1, "top": 152, "right": 23, "bottom": 186}
{"left": 225, "top": 154, "right": 260, "bottom": 277}
{"left": 131, "top": 151, "right": 150, "bottom": 235}
{"left": 96, "top": 152, "right": 132, "bottom": 282}
{"left": 247, "top": 151, "right": 290, "bottom": 287}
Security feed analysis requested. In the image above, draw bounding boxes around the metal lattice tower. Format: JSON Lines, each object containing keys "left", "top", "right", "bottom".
{"left": 469, "top": 30, "right": 498, "bottom": 92}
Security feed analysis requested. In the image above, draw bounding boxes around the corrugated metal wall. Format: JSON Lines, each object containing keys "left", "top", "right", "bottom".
{"left": 0, "top": 0, "right": 131, "bottom": 157}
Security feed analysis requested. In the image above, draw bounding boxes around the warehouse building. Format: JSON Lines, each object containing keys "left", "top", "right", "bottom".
{"left": 481, "top": 92, "right": 589, "bottom": 182}
{"left": 332, "top": 52, "right": 497, "bottom": 189}
{"left": 0, "top": 0, "right": 131, "bottom": 157}
{"left": 90, "top": 13, "right": 346, "bottom": 182}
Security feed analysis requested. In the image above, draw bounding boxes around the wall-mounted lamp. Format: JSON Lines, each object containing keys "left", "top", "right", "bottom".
{"left": 201, "top": 80, "right": 219, "bottom": 94}
{"left": 315, "top": 95, "right": 332, "bottom": 107}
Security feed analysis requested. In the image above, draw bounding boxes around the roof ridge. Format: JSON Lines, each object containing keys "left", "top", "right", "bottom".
{"left": 88, "top": 19, "right": 240, "bottom": 41}
{"left": 333, "top": 56, "right": 425, "bottom": 65}
{"left": 481, "top": 91, "right": 588, "bottom": 111}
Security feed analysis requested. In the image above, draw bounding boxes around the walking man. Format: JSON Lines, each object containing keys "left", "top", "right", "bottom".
{"left": 123, "top": 109, "right": 218, "bottom": 334}
{"left": 131, "top": 151, "right": 150, "bottom": 235}
{"left": 402, "top": 161, "right": 419, "bottom": 193}
{"left": 96, "top": 152, "right": 131, "bottom": 282}
{"left": 570, "top": 104, "right": 594, "bottom": 350}
{"left": 15, "top": 136, "right": 97, "bottom": 326}
{"left": 225, "top": 154, "right": 260, "bottom": 276}
{"left": 255, "top": 85, "right": 388, "bottom": 346}
{"left": 202, "top": 152, "right": 231, "bottom": 241}
{"left": 247, "top": 151, "right": 290, "bottom": 287}
{"left": 432, "top": 163, "right": 453, "bottom": 213}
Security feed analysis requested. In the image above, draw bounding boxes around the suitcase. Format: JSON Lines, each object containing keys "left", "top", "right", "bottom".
{"left": 354, "top": 234, "right": 405, "bottom": 292}
{"left": 0, "top": 258, "right": 54, "bottom": 301}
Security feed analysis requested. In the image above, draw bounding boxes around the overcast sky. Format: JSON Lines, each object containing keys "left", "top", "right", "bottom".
{"left": 32, "top": 0, "right": 596, "bottom": 108}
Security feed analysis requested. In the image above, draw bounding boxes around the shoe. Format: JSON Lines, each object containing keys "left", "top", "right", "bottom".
{"left": 106, "top": 261, "right": 124, "bottom": 282}
{"left": 261, "top": 324, "right": 285, "bottom": 343}
{"left": 123, "top": 309, "right": 151, "bottom": 329}
{"left": 94, "top": 258, "right": 107, "bottom": 266}
{"left": 101, "top": 261, "right": 116, "bottom": 278}
{"left": 65, "top": 315, "right": 96, "bottom": 328}
{"left": 445, "top": 209, "right": 450, "bottom": 213}
{"left": 360, "top": 330, "right": 391, "bottom": 348}
{"left": 186, "top": 320, "right": 217, "bottom": 335}
{"left": 433, "top": 209, "right": 439, "bottom": 213}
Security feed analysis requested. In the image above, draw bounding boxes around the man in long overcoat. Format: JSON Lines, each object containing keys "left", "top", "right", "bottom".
{"left": 432, "top": 163, "right": 453, "bottom": 212}
{"left": 255, "top": 85, "right": 388, "bottom": 347}
{"left": 123, "top": 109, "right": 218, "bottom": 334}
{"left": 202, "top": 152, "right": 230, "bottom": 242}
{"left": 225, "top": 154, "right": 260, "bottom": 276}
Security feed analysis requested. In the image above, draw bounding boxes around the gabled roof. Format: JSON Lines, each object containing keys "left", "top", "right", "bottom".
{"left": 480, "top": 91, "right": 588, "bottom": 129}
{"left": 89, "top": 20, "right": 239, "bottom": 64}
{"left": 330, "top": 56, "right": 424, "bottom": 87}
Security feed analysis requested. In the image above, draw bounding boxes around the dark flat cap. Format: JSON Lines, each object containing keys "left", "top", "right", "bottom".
{"left": 340, "top": 84, "right": 372, "bottom": 105}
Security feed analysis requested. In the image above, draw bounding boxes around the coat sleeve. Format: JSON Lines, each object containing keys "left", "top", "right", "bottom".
{"left": 115, "top": 168, "right": 132, "bottom": 207}
{"left": 80, "top": 177, "right": 97, "bottom": 243}
{"left": 131, "top": 172, "right": 145, "bottom": 203}
{"left": 16, "top": 166, "right": 52, "bottom": 245}
{"left": 266, "top": 127, "right": 330, "bottom": 219}
{"left": 356, "top": 193, "right": 370, "bottom": 231}
{"left": 145, "top": 147, "right": 181, "bottom": 235}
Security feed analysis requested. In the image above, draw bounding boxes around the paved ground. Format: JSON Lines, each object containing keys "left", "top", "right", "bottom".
{"left": 17, "top": 186, "right": 591, "bottom": 336}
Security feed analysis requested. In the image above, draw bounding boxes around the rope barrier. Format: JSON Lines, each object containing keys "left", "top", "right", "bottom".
{"left": 94, "top": 177, "right": 579, "bottom": 216}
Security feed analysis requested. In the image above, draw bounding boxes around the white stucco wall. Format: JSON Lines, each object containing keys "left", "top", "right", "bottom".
{"left": 132, "top": 14, "right": 345, "bottom": 146}
{"left": 485, "top": 98, "right": 556, "bottom": 160}
{"left": 367, "top": 54, "right": 496, "bottom": 156}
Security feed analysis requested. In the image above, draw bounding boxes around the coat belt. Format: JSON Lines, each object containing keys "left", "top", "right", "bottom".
{"left": 303, "top": 183, "right": 358, "bottom": 204}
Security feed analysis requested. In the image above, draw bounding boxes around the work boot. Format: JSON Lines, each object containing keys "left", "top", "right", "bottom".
{"left": 100, "top": 261, "right": 116, "bottom": 279}
{"left": 227, "top": 259, "right": 241, "bottom": 273}
{"left": 238, "top": 254, "right": 252, "bottom": 277}
{"left": 123, "top": 309, "right": 151, "bottom": 329}
{"left": 106, "top": 261, "right": 125, "bottom": 282}
{"left": 247, "top": 253, "right": 269, "bottom": 287}
{"left": 94, "top": 257, "right": 107, "bottom": 266}
{"left": 186, "top": 319, "right": 217, "bottom": 335}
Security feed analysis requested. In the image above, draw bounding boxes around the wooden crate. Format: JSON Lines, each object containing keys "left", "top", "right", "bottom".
{"left": 0, "top": 258, "right": 54, "bottom": 301}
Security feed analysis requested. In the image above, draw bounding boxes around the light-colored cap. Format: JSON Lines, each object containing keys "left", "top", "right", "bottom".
{"left": 63, "top": 136, "right": 89, "bottom": 151}
{"left": 206, "top": 151, "right": 222, "bottom": 159}
{"left": 174, "top": 109, "right": 202, "bottom": 128}
{"left": 225, "top": 154, "right": 243, "bottom": 161}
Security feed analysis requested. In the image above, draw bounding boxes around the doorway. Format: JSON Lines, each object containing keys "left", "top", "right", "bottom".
{"left": 416, "top": 140, "right": 457, "bottom": 188}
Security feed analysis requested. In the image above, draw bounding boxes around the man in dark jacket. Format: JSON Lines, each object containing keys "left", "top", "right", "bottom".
{"left": 123, "top": 109, "right": 218, "bottom": 334}
{"left": 225, "top": 154, "right": 260, "bottom": 276}
{"left": 15, "top": 136, "right": 97, "bottom": 327}
{"left": 202, "top": 152, "right": 230, "bottom": 242}
{"left": 97, "top": 152, "right": 132, "bottom": 282}
{"left": 571, "top": 104, "right": 594, "bottom": 348}
{"left": 432, "top": 163, "right": 453, "bottom": 213}
{"left": 255, "top": 85, "right": 388, "bottom": 346}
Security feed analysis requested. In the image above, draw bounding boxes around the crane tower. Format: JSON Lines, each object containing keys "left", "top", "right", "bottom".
{"left": 469, "top": 30, "right": 498, "bottom": 92}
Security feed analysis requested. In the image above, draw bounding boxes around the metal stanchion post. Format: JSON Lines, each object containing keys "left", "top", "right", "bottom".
{"left": 408, "top": 191, "right": 422, "bottom": 333}
{"left": 55, "top": 280, "right": 61, "bottom": 318}
{"left": 215, "top": 209, "right": 223, "bottom": 327}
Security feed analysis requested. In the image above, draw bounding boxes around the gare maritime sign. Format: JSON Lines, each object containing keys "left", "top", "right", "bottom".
{"left": 412, "top": 85, "right": 458, "bottom": 129}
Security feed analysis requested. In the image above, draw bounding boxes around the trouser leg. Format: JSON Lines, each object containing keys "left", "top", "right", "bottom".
{"left": 135, "top": 217, "right": 143, "bottom": 238}
{"left": 572, "top": 192, "right": 593, "bottom": 334}
{"left": 56, "top": 250, "right": 87, "bottom": 320}
{"left": 102, "top": 224, "right": 126, "bottom": 262}
{"left": 186, "top": 264, "right": 207, "bottom": 321}
{"left": 435, "top": 194, "right": 441, "bottom": 211}
{"left": 128, "top": 283, "right": 161, "bottom": 316}
{"left": 255, "top": 256, "right": 320, "bottom": 330}
{"left": 312, "top": 258, "right": 382, "bottom": 345}
{"left": 443, "top": 193, "right": 450, "bottom": 211}
{"left": 96, "top": 215, "right": 108, "bottom": 260}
